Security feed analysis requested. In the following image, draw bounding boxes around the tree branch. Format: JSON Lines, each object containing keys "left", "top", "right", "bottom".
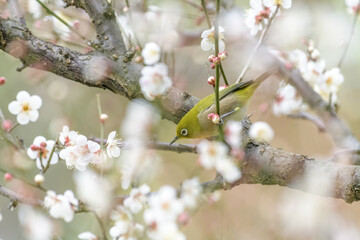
{"left": 64, "top": 0, "right": 126, "bottom": 56}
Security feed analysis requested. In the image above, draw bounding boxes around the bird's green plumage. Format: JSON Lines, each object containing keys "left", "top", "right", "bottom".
{"left": 174, "top": 72, "right": 270, "bottom": 141}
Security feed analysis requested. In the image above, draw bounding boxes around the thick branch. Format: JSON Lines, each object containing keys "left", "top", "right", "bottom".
{"left": 0, "top": 18, "right": 198, "bottom": 123}
{"left": 202, "top": 142, "right": 360, "bottom": 204}
{"left": 64, "top": 0, "right": 126, "bottom": 55}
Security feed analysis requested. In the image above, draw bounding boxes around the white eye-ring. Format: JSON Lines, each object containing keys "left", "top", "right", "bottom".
{"left": 181, "top": 129, "right": 188, "bottom": 136}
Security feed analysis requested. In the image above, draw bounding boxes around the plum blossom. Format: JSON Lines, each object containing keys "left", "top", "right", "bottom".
{"left": 109, "top": 206, "right": 144, "bottom": 240}
{"left": 106, "top": 131, "right": 120, "bottom": 158}
{"left": 142, "top": 42, "right": 161, "bottom": 65}
{"left": 74, "top": 170, "right": 113, "bottom": 216}
{"left": 180, "top": 178, "right": 202, "bottom": 209}
{"left": 27, "top": 136, "right": 58, "bottom": 170}
{"left": 249, "top": 121, "right": 274, "bottom": 143}
{"left": 8, "top": 91, "right": 42, "bottom": 125}
{"left": 263, "top": 0, "right": 292, "bottom": 9}
{"left": 139, "top": 63, "right": 172, "bottom": 101}
{"left": 197, "top": 140, "right": 228, "bottom": 169}
{"left": 215, "top": 158, "right": 242, "bottom": 183}
{"left": 59, "top": 126, "right": 103, "bottom": 171}
{"left": 272, "top": 82, "right": 306, "bottom": 116}
{"left": 18, "top": 206, "right": 54, "bottom": 240}
{"left": 144, "top": 186, "right": 184, "bottom": 225}
{"left": 28, "top": 0, "right": 43, "bottom": 19}
{"left": 124, "top": 184, "right": 151, "bottom": 214}
{"left": 225, "top": 120, "right": 243, "bottom": 149}
{"left": 44, "top": 190, "right": 79, "bottom": 222}
{"left": 201, "top": 26, "right": 225, "bottom": 52}
{"left": 78, "top": 232, "right": 97, "bottom": 240}
{"left": 197, "top": 140, "right": 242, "bottom": 183}
{"left": 245, "top": 0, "right": 278, "bottom": 35}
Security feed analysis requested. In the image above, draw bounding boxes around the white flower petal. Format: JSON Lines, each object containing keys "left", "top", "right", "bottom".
{"left": 8, "top": 101, "right": 21, "bottom": 115}
{"left": 17, "top": 112, "right": 30, "bottom": 125}
{"left": 16, "top": 91, "right": 30, "bottom": 102}
{"left": 29, "top": 95, "right": 42, "bottom": 109}
{"left": 28, "top": 110, "right": 39, "bottom": 122}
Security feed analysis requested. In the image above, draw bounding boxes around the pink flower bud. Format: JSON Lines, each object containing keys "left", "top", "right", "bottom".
{"left": 218, "top": 51, "right": 227, "bottom": 61}
{"left": 40, "top": 142, "right": 47, "bottom": 148}
{"left": 178, "top": 212, "right": 190, "bottom": 225}
{"left": 100, "top": 113, "right": 109, "bottom": 123}
{"left": 73, "top": 20, "right": 80, "bottom": 29}
{"left": 213, "top": 57, "right": 220, "bottom": 65}
{"left": 135, "top": 56, "right": 143, "bottom": 63}
{"left": 1, "top": 120, "right": 12, "bottom": 132}
{"left": 207, "top": 113, "right": 215, "bottom": 120}
{"left": 30, "top": 144, "right": 39, "bottom": 151}
{"left": 208, "top": 55, "right": 216, "bottom": 63}
{"left": 211, "top": 63, "right": 216, "bottom": 69}
{"left": 0, "top": 76, "right": 6, "bottom": 85}
{"left": 211, "top": 114, "right": 220, "bottom": 124}
{"left": 207, "top": 76, "right": 216, "bottom": 86}
{"left": 4, "top": 173, "right": 13, "bottom": 182}
{"left": 285, "top": 62, "right": 293, "bottom": 70}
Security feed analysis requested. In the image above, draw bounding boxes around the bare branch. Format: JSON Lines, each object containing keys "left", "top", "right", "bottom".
{"left": 0, "top": 185, "right": 43, "bottom": 207}
{"left": 287, "top": 111, "right": 326, "bottom": 132}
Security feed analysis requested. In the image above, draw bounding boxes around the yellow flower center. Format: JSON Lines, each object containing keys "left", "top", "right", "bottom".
{"left": 22, "top": 102, "right": 30, "bottom": 112}
{"left": 326, "top": 77, "right": 333, "bottom": 86}
{"left": 275, "top": 0, "right": 283, "bottom": 5}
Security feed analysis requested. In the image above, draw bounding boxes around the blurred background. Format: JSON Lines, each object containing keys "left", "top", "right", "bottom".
{"left": 1, "top": 0, "right": 360, "bottom": 239}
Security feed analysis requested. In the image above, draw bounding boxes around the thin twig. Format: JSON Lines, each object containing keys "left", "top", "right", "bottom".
{"left": 34, "top": 0, "right": 87, "bottom": 41}
{"left": 219, "top": 63, "right": 228, "bottom": 85}
{"left": 214, "top": 0, "right": 225, "bottom": 142}
{"left": 0, "top": 185, "right": 43, "bottom": 207}
{"left": 96, "top": 94, "right": 105, "bottom": 149}
{"left": 338, "top": 5, "right": 359, "bottom": 68}
{"left": 92, "top": 210, "right": 107, "bottom": 240}
{"left": 287, "top": 111, "right": 326, "bottom": 132}
{"left": 236, "top": 6, "right": 280, "bottom": 83}
{"left": 201, "top": 0, "right": 212, "bottom": 28}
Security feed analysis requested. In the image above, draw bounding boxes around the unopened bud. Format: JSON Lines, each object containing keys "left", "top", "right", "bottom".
{"left": 211, "top": 114, "right": 220, "bottom": 124}
{"left": 134, "top": 56, "right": 143, "bottom": 63}
{"left": 207, "top": 76, "right": 215, "bottom": 86}
{"left": 210, "top": 63, "right": 216, "bottom": 69}
{"left": 178, "top": 212, "right": 190, "bottom": 225}
{"left": 310, "top": 49, "right": 320, "bottom": 60}
{"left": 34, "top": 174, "right": 44, "bottom": 185}
{"left": 1, "top": 119, "right": 12, "bottom": 132}
{"left": 218, "top": 51, "right": 227, "bottom": 61}
{"left": 73, "top": 20, "right": 80, "bottom": 29}
{"left": 4, "top": 173, "right": 13, "bottom": 182}
{"left": 0, "top": 76, "right": 6, "bottom": 85}
{"left": 213, "top": 57, "right": 220, "bottom": 65}
{"left": 100, "top": 113, "right": 109, "bottom": 123}
{"left": 123, "top": 6, "right": 130, "bottom": 12}
{"left": 207, "top": 113, "right": 215, "bottom": 120}
{"left": 208, "top": 55, "right": 216, "bottom": 63}
{"left": 30, "top": 144, "right": 39, "bottom": 151}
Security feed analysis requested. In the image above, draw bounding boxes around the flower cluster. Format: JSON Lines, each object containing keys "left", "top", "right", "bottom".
{"left": 124, "top": 184, "right": 151, "bottom": 214}
{"left": 59, "top": 126, "right": 104, "bottom": 171}
{"left": 27, "top": 136, "right": 58, "bottom": 170}
{"left": 197, "top": 140, "right": 241, "bottom": 183}
{"left": 245, "top": 0, "right": 292, "bottom": 36}
{"left": 139, "top": 42, "right": 172, "bottom": 101}
{"left": 139, "top": 63, "right": 172, "bottom": 101}
{"left": 274, "top": 41, "right": 345, "bottom": 115}
{"left": 144, "top": 186, "right": 186, "bottom": 240}
{"left": 44, "top": 190, "right": 79, "bottom": 222}
{"left": 8, "top": 91, "right": 42, "bottom": 125}
{"left": 109, "top": 206, "right": 144, "bottom": 240}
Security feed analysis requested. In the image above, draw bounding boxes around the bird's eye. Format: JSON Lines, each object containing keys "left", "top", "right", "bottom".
{"left": 181, "top": 129, "right": 188, "bottom": 136}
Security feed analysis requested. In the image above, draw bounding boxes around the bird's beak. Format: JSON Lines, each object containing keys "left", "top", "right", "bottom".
{"left": 170, "top": 136, "right": 179, "bottom": 145}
